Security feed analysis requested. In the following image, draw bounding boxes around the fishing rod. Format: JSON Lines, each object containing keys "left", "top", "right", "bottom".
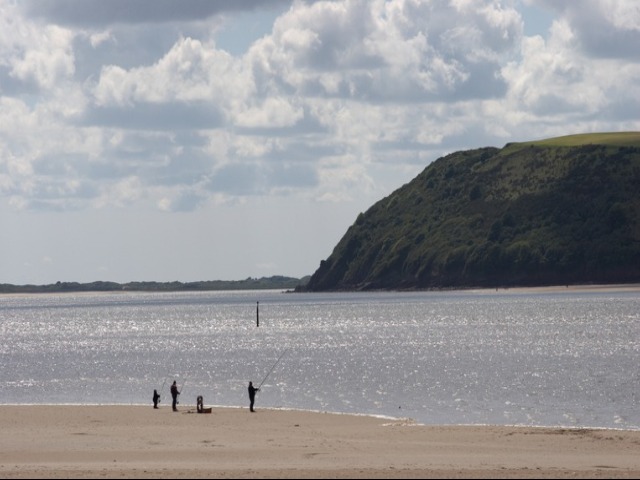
{"left": 159, "top": 378, "right": 167, "bottom": 403}
{"left": 258, "top": 348, "right": 289, "bottom": 390}
{"left": 176, "top": 378, "right": 187, "bottom": 405}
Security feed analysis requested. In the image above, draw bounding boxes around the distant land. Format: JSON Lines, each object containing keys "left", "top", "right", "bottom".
{"left": 301, "top": 132, "right": 640, "bottom": 291}
{"left": 0, "top": 276, "right": 310, "bottom": 294}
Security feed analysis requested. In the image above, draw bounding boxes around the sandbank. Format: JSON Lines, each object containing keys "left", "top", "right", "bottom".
{"left": 464, "top": 283, "right": 640, "bottom": 295}
{"left": 0, "top": 405, "right": 639, "bottom": 478}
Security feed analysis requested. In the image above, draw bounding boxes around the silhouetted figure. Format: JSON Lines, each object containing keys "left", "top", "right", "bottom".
{"left": 248, "top": 381, "right": 260, "bottom": 412}
{"left": 153, "top": 389, "right": 160, "bottom": 409}
{"left": 171, "top": 381, "right": 180, "bottom": 412}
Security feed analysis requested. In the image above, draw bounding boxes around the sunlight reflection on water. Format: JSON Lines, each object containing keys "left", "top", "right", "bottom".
{"left": 0, "top": 289, "right": 638, "bottom": 429}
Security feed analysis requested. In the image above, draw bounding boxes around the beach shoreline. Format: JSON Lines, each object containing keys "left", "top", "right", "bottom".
{"left": 467, "top": 283, "right": 640, "bottom": 294}
{"left": 1, "top": 406, "right": 639, "bottom": 479}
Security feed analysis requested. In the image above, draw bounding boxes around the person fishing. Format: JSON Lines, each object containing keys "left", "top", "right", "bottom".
{"left": 248, "top": 381, "right": 260, "bottom": 412}
{"left": 248, "top": 348, "right": 289, "bottom": 413}
{"left": 153, "top": 389, "right": 160, "bottom": 409}
{"left": 170, "top": 381, "right": 180, "bottom": 412}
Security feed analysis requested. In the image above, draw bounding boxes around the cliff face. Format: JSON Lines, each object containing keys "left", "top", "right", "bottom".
{"left": 303, "top": 133, "right": 640, "bottom": 291}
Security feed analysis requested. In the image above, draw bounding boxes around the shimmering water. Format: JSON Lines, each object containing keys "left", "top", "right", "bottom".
{"left": 1, "top": 289, "right": 638, "bottom": 429}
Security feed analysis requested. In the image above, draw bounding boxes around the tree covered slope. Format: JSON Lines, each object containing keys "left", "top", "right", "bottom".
{"left": 303, "top": 132, "right": 640, "bottom": 290}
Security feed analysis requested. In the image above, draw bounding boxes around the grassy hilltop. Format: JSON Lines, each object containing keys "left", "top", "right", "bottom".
{"left": 507, "top": 132, "right": 640, "bottom": 148}
{"left": 302, "top": 132, "right": 640, "bottom": 291}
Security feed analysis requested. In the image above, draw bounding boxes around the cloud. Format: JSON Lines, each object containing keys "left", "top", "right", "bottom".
{"left": 1, "top": 0, "right": 640, "bottom": 217}
{"left": 157, "top": 190, "right": 208, "bottom": 212}
{"left": 235, "top": 96, "right": 304, "bottom": 128}
{"left": 500, "top": 3, "right": 640, "bottom": 130}
{"left": 82, "top": 102, "right": 225, "bottom": 131}
{"left": 21, "top": 0, "right": 292, "bottom": 27}
{"left": 9, "top": 25, "right": 76, "bottom": 90}
{"left": 247, "top": 0, "right": 522, "bottom": 102}
{"left": 91, "top": 37, "right": 247, "bottom": 106}
{"left": 0, "top": 3, "right": 76, "bottom": 93}
{"left": 532, "top": 0, "right": 640, "bottom": 60}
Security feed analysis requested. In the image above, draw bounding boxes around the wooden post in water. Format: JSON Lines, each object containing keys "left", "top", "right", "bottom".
{"left": 256, "top": 301, "right": 259, "bottom": 327}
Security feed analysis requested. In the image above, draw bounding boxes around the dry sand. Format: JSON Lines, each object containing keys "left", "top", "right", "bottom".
{"left": 0, "top": 406, "right": 639, "bottom": 478}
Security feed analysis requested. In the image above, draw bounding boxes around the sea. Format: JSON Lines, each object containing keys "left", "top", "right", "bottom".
{"left": 1, "top": 288, "right": 638, "bottom": 430}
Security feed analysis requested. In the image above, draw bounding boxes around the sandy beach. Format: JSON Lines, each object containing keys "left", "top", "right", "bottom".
{"left": 0, "top": 406, "right": 639, "bottom": 479}
{"left": 465, "top": 283, "right": 640, "bottom": 295}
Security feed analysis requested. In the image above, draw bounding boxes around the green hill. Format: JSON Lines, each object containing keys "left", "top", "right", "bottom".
{"left": 302, "top": 132, "right": 640, "bottom": 291}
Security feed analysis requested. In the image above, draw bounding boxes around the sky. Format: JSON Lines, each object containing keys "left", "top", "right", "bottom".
{"left": 1, "top": 0, "right": 639, "bottom": 285}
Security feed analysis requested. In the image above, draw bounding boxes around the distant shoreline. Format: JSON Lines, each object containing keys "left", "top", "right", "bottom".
{"left": 0, "top": 276, "right": 308, "bottom": 294}
{"left": 2, "top": 280, "right": 639, "bottom": 295}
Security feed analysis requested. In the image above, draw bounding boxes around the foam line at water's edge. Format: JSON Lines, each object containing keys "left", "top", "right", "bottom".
{"left": 1, "top": 403, "right": 638, "bottom": 432}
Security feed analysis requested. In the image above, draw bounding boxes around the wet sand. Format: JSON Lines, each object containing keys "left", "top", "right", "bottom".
{"left": 0, "top": 406, "right": 639, "bottom": 478}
